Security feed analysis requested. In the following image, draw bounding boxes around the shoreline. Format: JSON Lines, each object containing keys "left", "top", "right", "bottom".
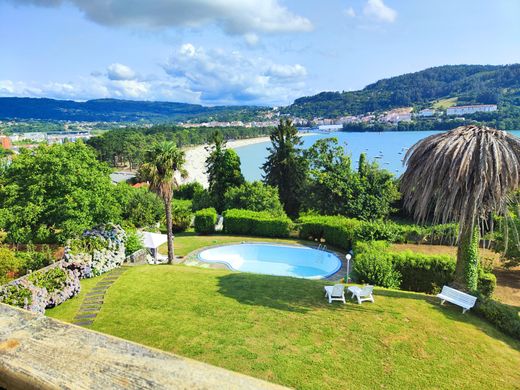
{"left": 180, "top": 132, "right": 316, "bottom": 188}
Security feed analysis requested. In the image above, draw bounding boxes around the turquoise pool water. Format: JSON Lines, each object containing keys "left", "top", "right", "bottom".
{"left": 197, "top": 243, "right": 342, "bottom": 279}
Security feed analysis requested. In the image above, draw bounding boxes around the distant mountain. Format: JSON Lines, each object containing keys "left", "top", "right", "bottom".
{"left": 283, "top": 64, "right": 520, "bottom": 118}
{"left": 0, "top": 97, "right": 265, "bottom": 123}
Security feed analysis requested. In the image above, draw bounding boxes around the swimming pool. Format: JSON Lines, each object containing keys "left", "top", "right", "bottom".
{"left": 197, "top": 243, "right": 342, "bottom": 279}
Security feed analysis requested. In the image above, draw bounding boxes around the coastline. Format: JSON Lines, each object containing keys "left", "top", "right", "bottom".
{"left": 179, "top": 132, "right": 315, "bottom": 188}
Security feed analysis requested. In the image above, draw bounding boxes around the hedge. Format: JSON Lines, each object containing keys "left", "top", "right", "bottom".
{"left": 352, "top": 241, "right": 496, "bottom": 297}
{"left": 223, "top": 209, "right": 292, "bottom": 238}
{"left": 474, "top": 299, "right": 520, "bottom": 340}
{"left": 194, "top": 208, "right": 217, "bottom": 234}
{"left": 297, "top": 215, "right": 457, "bottom": 250}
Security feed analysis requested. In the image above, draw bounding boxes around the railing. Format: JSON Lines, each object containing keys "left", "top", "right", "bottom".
{"left": 0, "top": 303, "right": 287, "bottom": 389}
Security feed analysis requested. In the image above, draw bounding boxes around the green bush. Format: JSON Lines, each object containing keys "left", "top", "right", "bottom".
{"left": 171, "top": 199, "right": 193, "bottom": 233}
{"left": 223, "top": 181, "right": 284, "bottom": 216}
{"left": 125, "top": 229, "right": 144, "bottom": 256}
{"left": 353, "top": 242, "right": 401, "bottom": 288}
{"left": 0, "top": 247, "right": 22, "bottom": 284}
{"left": 192, "top": 188, "right": 214, "bottom": 211}
{"left": 174, "top": 182, "right": 204, "bottom": 200}
{"left": 0, "top": 284, "right": 32, "bottom": 307}
{"left": 474, "top": 299, "right": 520, "bottom": 340}
{"left": 297, "top": 215, "right": 458, "bottom": 249}
{"left": 224, "top": 209, "right": 292, "bottom": 238}
{"left": 28, "top": 267, "right": 67, "bottom": 293}
{"left": 16, "top": 244, "right": 54, "bottom": 274}
{"left": 477, "top": 271, "right": 497, "bottom": 298}
{"left": 194, "top": 208, "right": 217, "bottom": 234}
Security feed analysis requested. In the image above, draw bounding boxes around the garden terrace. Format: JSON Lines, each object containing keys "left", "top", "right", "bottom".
{"left": 47, "top": 264, "right": 520, "bottom": 390}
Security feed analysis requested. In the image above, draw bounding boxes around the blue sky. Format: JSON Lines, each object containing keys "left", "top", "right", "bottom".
{"left": 1, "top": 0, "right": 519, "bottom": 106}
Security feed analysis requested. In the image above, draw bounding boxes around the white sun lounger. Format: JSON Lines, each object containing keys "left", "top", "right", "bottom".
{"left": 348, "top": 285, "right": 375, "bottom": 304}
{"left": 324, "top": 284, "right": 346, "bottom": 304}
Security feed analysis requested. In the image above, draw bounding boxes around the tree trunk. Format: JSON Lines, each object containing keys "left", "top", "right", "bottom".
{"left": 454, "top": 224, "right": 479, "bottom": 291}
{"left": 164, "top": 198, "right": 175, "bottom": 264}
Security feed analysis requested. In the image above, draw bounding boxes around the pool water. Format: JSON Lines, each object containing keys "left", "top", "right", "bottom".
{"left": 197, "top": 243, "right": 342, "bottom": 279}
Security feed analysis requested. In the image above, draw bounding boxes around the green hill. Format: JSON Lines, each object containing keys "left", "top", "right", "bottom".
{"left": 283, "top": 64, "right": 520, "bottom": 121}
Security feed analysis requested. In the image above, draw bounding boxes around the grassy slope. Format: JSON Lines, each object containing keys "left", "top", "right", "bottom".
{"left": 47, "top": 265, "right": 520, "bottom": 390}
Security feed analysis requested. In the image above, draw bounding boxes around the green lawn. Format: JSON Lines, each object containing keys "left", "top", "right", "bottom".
{"left": 162, "top": 231, "right": 319, "bottom": 257}
{"left": 47, "top": 265, "right": 520, "bottom": 390}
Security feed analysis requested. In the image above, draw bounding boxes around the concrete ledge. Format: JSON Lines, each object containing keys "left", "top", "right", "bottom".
{"left": 0, "top": 303, "right": 287, "bottom": 389}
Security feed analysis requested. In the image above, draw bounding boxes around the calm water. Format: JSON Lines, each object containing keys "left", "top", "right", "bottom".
{"left": 235, "top": 130, "right": 520, "bottom": 180}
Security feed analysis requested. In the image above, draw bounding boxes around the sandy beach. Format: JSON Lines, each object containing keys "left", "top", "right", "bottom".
{"left": 179, "top": 133, "right": 315, "bottom": 188}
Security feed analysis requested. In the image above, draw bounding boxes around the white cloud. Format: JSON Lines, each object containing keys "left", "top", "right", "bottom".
{"left": 0, "top": 43, "right": 309, "bottom": 105}
{"left": 6, "top": 0, "right": 313, "bottom": 41}
{"left": 163, "top": 43, "right": 309, "bottom": 105}
{"left": 344, "top": 6, "right": 356, "bottom": 18}
{"left": 106, "top": 63, "right": 136, "bottom": 81}
{"left": 363, "top": 0, "right": 397, "bottom": 23}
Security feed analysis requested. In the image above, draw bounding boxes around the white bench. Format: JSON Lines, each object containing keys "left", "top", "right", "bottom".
{"left": 347, "top": 285, "right": 374, "bottom": 304}
{"left": 436, "top": 285, "right": 477, "bottom": 313}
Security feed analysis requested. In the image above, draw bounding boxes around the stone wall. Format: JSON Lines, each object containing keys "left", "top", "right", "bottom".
{"left": 125, "top": 248, "right": 150, "bottom": 265}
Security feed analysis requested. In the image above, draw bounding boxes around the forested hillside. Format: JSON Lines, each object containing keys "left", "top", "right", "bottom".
{"left": 284, "top": 64, "right": 520, "bottom": 118}
{"left": 0, "top": 97, "right": 266, "bottom": 123}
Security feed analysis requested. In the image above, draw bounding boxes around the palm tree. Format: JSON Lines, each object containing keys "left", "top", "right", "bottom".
{"left": 400, "top": 125, "right": 520, "bottom": 291}
{"left": 139, "top": 141, "right": 187, "bottom": 264}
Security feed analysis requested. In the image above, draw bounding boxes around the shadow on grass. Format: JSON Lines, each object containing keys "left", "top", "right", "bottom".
{"left": 217, "top": 273, "right": 378, "bottom": 314}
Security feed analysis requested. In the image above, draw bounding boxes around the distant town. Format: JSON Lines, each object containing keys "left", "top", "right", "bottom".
{"left": 0, "top": 103, "right": 499, "bottom": 152}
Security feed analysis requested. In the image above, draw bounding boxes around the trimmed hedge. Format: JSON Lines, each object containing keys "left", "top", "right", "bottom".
{"left": 474, "top": 299, "right": 520, "bottom": 340}
{"left": 353, "top": 241, "right": 496, "bottom": 296}
{"left": 297, "top": 215, "right": 458, "bottom": 250}
{"left": 223, "top": 209, "right": 292, "bottom": 238}
{"left": 194, "top": 208, "right": 217, "bottom": 234}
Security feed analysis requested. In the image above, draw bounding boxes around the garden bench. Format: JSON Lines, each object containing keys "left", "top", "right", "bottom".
{"left": 436, "top": 285, "right": 477, "bottom": 313}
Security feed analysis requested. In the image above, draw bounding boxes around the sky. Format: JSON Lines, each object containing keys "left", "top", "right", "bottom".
{"left": 1, "top": 0, "right": 519, "bottom": 106}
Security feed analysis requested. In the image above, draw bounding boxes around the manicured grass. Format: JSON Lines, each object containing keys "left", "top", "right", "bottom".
{"left": 47, "top": 265, "right": 520, "bottom": 389}
{"left": 46, "top": 273, "right": 111, "bottom": 323}
{"left": 161, "top": 231, "right": 318, "bottom": 257}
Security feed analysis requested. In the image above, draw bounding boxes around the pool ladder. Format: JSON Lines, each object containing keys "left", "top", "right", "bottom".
{"left": 317, "top": 244, "right": 327, "bottom": 251}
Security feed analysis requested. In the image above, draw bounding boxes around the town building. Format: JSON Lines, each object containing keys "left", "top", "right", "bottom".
{"left": 446, "top": 104, "right": 497, "bottom": 116}
{"left": 416, "top": 108, "right": 436, "bottom": 117}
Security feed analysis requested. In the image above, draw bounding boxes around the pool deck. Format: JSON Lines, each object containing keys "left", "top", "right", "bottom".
{"left": 180, "top": 241, "right": 350, "bottom": 281}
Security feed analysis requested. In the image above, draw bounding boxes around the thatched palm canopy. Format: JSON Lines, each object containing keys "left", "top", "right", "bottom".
{"left": 401, "top": 125, "right": 520, "bottom": 232}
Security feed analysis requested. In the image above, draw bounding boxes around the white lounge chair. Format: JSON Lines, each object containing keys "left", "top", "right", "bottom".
{"left": 324, "top": 284, "right": 346, "bottom": 304}
{"left": 436, "top": 285, "right": 477, "bottom": 314}
{"left": 348, "top": 285, "right": 375, "bottom": 304}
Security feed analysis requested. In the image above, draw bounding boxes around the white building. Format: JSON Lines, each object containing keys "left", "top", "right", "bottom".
{"left": 446, "top": 104, "right": 497, "bottom": 116}
{"left": 417, "top": 108, "right": 436, "bottom": 117}
{"left": 318, "top": 124, "right": 343, "bottom": 132}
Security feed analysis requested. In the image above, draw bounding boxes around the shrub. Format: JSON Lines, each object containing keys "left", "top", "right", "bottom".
{"left": 353, "top": 242, "right": 401, "bottom": 288}
{"left": 474, "top": 299, "right": 520, "bottom": 340}
{"left": 174, "top": 182, "right": 204, "bottom": 200}
{"left": 192, "top": 188, "right": 214, "bottom": 211}
{"left": 0, "top": 247, "right": 22, "bottom": 284}
{"left": 223, "top": 209, "right": 292, "bottom": 238}
{"left": 28, "top": 266, "right": 68, "bottom": 293}
{"left": 125, "top": 229, "right": 144, "bottom": 256}
{"left": 0, "top": 284, "right": 32, "bottom": 307}
{"left": 124, "top": 187, "right": 164, "bottom": 227}
{"left": 223, "top": 181, "right": 284, "bottom": 216}
{"left": 194, "top": 208, "right": 217, "bottom": 234}
{"left": 171, "top": 199, "right": 193, "bottom": 233}
{"left": 477, "top": 271, "right": 497, "bottom": 298}
{"left": 297, "top": 215, "right": 458, "bottom": 249}
{"left": 16, "top": 244, "right": 54, "bottom": 274}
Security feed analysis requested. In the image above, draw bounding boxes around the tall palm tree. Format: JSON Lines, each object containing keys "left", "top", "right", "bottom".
{"left": 139, "top": 142, "right": 187, "bottom": 264}
{"left": 401, "top": 125, "right": 520, "bottom": 290}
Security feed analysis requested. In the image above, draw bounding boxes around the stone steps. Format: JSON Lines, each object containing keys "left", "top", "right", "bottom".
{"left": 72, "top": 268, "right": 127, "bottom": 327}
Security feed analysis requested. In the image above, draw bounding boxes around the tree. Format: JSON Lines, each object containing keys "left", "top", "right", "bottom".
{"left": 262, "top": 119, "right": 307, "bottom": 217}
{"left": 0, "top": 142, "right": 120, "bottom": 244}
{"left": 113, "top": 183, "right": 164, "bottom": 228}
{"left": 303, "top": 138, "right": 399, "bottom": 220}
{"left": 223, "top": 181, "right": 285, "bottom": 216}
{"left": 205, "top": 131, "right": 244, "bottom": 212}
{"left": 400, "top": 125, "right": 520, "bottom": 291}
{"left": 139, "top": 142, "right": 186, "bottom": 264}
